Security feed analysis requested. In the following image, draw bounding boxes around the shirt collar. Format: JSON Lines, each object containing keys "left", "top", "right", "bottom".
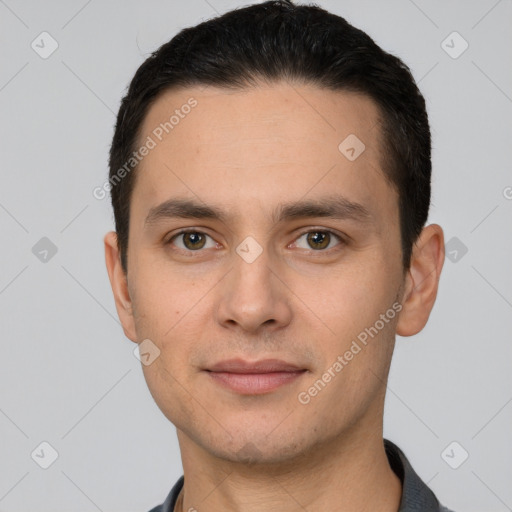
{"left": 384, "top": 439, "right": 445, "bottom": 511}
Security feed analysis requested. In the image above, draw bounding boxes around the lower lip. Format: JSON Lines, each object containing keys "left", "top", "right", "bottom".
{"left": 206, "top": 370, "right": 306, "bottom": 394}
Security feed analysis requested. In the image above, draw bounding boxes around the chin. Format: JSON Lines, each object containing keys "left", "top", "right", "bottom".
{"left": 191, "top": 423, "right": 315, "bottom": 466}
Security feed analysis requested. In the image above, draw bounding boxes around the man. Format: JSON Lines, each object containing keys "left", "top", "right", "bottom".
{"left": 104, "top": 1, "right": 452, "bottom": 510}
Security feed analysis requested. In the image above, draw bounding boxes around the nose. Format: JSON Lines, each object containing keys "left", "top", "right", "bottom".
{"left": 215, "top": 244, "right": 293, "bottom": 335}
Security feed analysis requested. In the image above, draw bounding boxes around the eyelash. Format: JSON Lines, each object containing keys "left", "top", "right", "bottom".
{"left": 166, "top": 228, "right": 346, "bottom": 255}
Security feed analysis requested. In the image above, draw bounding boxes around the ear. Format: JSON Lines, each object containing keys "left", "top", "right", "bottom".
{"left": 104, "top": 231, "right": 138, "bottom": 343}
{"left": 396, "top": 224, "right": 445, "bottom": 337}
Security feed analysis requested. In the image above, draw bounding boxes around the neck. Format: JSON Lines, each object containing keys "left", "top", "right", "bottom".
{"left": 176, "top": 426, "right": 402, "bottom": 512}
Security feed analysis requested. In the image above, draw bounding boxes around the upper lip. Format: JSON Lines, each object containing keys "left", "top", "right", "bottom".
{"left": 206, "top": 358, "right": 305, "bottom": 374}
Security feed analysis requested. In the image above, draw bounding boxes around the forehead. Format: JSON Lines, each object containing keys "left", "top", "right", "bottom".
{"left": 139, "top": 82, "right": 383, "bottom": 159}
{"left": 132, "top": 82, "right": 395, "bottom": 225}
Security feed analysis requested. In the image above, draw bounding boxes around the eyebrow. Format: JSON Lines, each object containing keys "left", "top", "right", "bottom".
{"left": 144, "top": 195, "right": 372, "bottom": 227}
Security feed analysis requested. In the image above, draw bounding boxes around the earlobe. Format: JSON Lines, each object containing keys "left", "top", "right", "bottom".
{"left": 104, "top": 231, "right": 138, "bottom": 343}
{"left": 396, "top": 224, "right": 445, "bottom": 337}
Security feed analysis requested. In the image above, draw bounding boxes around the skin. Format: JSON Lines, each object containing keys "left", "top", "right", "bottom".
{"left": 104, "top": 82, "right": 444, "bottom": 512}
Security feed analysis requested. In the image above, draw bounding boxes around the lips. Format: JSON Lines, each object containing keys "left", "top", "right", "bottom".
{"left": 204, "top": 358, "right": 307, "bottom": 394}
{"left": 206, "top": 358, "right": 304, "bottom": 373}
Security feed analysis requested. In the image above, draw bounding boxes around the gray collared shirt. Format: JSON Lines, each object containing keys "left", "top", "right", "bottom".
{"left": 148, "top": 439, "right": 455, "bottom": 512}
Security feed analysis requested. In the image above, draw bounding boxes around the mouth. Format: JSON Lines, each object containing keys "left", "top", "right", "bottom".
{"left": 204, "top": 358, "right": 308, "bottom": 395}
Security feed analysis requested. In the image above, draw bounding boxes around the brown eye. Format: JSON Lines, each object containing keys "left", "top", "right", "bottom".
{"left": 182, "top": 232, "right": 206, "bottom": 250}
{"left": 293, "top": 230, "right": 342, "bottom": 251}
{"left": 306, "top": 231, "right": 330, "bottom": 250}
{"left": 169, "top": 230, "right": 216, "bottom": 251}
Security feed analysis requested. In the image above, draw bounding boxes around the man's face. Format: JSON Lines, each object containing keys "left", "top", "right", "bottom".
{"left": 123, "top": 83, "right": 405, "bottom": 463}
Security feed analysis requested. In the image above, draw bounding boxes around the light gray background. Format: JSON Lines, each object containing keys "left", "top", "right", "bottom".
{"left": 1, "top": 0, "right": 511, "bottom": 511}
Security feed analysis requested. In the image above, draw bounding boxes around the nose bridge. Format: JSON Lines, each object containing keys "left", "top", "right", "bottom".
{"left": 215, "top": 237, "right": 292, "bottom": 332}
{"left": 231, "top": 238, "right": 276, "bottom": 308}
{"left": 234, "top": 241, "right": 273, "bottom": 294}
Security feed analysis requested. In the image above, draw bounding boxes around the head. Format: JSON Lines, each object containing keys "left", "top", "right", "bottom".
{"left": 105, "top": 0, "right": 444, "bottom": 465}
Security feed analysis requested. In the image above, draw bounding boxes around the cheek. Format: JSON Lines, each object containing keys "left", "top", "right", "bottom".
{"left": 141, "top": 356, "right": 196, "bottom": 429}
{"left": 131, "top": 271, "right": 212, "bottom": 372}
{"left": 300, "top": 259, "right": 398, "bottom": 334}
{"left": 297, "top": 261, "right": 401, "bottom": 381}
{"left": 130, "top": 262, "right": 196, "bottom": 334}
